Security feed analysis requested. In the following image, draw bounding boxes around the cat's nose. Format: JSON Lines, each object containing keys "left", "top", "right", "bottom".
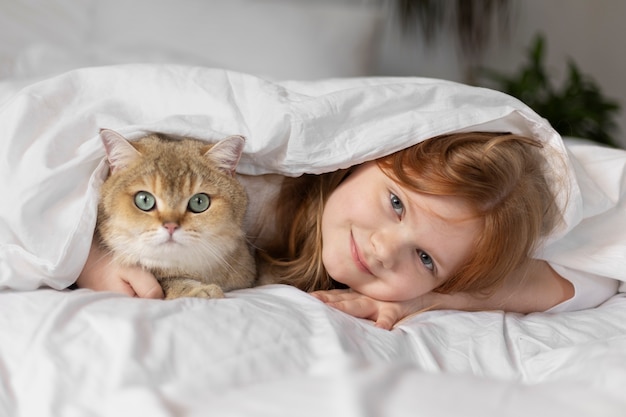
{"left": 163, "top": 222, "right": 180, "bottom": 235}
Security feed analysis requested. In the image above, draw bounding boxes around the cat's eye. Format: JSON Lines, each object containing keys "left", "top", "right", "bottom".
{"left": 188, "top": 193, "right": 210, "bottom": 213}
{"left": 134, "top": 191, "right": 156, "bottom": 211}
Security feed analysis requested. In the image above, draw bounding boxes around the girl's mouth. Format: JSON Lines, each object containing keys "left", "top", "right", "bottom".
{"left": 351, "top": 231, "right": 373, "bottom": 275}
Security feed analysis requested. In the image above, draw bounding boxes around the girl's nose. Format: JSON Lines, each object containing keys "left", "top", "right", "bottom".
{"left": 371, "top": 228, "right": 406, "bottom": 270}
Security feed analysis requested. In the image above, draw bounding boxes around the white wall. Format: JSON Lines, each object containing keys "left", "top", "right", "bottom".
{"left": 372, "top": 0, "right": 626, "bottom": 147}
{"left": 1, "top": 0, "right": 623, "bottom": 146}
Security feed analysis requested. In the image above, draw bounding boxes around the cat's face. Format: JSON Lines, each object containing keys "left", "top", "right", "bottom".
{"left": 97, "top": 130, "right": 248, "bottom": 274}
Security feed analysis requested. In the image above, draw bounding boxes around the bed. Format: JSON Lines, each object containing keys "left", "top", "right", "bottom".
{"left": 1, "top": 2, "right": 626, "bottom": 417}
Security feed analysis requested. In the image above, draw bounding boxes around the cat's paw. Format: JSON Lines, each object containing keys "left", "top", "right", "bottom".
{"left": 161, "top": 278, "right": 225, "bottom": 300}
{"left": 184, "top": 283, "right": 225, "bottom": 299}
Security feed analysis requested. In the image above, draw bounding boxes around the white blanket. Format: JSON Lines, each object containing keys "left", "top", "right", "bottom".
{"left": 0, "top": 65, "right": 592, "bottom": 287}
{"left": 1, "top": 65, "right": 625, "bottom": 416}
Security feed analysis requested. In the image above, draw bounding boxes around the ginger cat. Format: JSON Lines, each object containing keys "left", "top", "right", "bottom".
{"left": 96, "top": 129, "right": 256, "bottom": 299}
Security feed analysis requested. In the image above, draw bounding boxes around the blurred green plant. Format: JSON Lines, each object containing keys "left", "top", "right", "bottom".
{"left": 395, "top": 0, "right": 512, "bottom": 84}
{"left": 481, "top": 35, "right": 621, "bottom": 147}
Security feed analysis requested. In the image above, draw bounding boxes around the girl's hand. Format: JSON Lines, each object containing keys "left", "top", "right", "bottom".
{"left": 311, "top": 289, "right": 425, "bottom": 330}
{"left": 312, "top": 261, "right": 575, "bottom": 329}
{"left": 76, "top": 241, "right": 164, "bottom": 299}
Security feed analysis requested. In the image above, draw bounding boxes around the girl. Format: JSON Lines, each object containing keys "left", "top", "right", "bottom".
{"left": 79, "top": 131, "right": 610, "bottom": 329}
{"left": 258, "top": 131, "right": 579, "bottom": 328}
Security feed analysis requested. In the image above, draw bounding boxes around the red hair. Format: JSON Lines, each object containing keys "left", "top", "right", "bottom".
{"left": 260, "top": 132, "right": 561, "bottom": 295}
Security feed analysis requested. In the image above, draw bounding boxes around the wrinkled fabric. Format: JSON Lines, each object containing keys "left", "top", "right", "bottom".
{"left": 0, "top": 64, "right": 624, "bottom": 294}
{"left": 0, "top": 287, "right": 624, "bottom": 416}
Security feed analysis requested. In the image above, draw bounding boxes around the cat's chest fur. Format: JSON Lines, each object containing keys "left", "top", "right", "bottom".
{"left": 96, "top": 129, "right": 256, "bottom": 299}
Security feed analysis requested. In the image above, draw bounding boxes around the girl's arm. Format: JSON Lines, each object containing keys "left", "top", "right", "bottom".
{"left": 313, "top": 260, "right": 574, "bottom": 330}
{"left": 76, "top": 240, "right": 164, "bottom": 299}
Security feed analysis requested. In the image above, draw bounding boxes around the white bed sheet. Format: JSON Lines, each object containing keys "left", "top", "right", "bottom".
{"left": 0, "top": 66, "right": 625, "bottom": 416}
{"left": 1, "top": 286, "right": 625, "bottom": 416}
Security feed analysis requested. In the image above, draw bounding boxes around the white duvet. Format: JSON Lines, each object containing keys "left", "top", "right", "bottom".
{"left": 1, "top": 65, "right": 625, "bottom": 416}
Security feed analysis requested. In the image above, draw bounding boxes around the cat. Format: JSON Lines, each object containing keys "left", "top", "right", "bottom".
{"left": 96, "top": 128, "right": 256, "bottom": 299}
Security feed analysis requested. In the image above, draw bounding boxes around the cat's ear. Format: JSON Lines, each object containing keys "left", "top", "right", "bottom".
{"left": 204, "top": 135, "right": 245, "bottom": 177}
{"left": 99, "top": 129, "right": 141, "bottom": 174}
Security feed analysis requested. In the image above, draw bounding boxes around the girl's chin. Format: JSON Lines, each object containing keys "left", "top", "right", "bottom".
{"left": 328, "top": 274, "right": 350, "bottom": 288}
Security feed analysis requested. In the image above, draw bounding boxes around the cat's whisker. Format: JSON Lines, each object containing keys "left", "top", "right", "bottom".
{"left": 195, "top": 240, "right": 239, "bottom": 275}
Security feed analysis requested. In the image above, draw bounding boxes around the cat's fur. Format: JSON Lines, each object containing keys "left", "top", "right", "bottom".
{"left": 96, "top": 129, "right": 256, "bottom": 299}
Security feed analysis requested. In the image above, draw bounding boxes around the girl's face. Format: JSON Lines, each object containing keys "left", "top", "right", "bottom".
{"left": 321, "top": 162, "right": 481, "bottom": 302}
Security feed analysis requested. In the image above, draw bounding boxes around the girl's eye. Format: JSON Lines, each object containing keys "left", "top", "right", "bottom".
{"left": 390, "top": 193, "right": 404, "bottom": 216}
{"left": 418, "top": 250, "right": 435, "bottom": 271}
{"left": 134, "top": 191, "right": 156, "bottom": 211}
{"left": 188, "top": 193, "right": 211, "bottom": 213}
